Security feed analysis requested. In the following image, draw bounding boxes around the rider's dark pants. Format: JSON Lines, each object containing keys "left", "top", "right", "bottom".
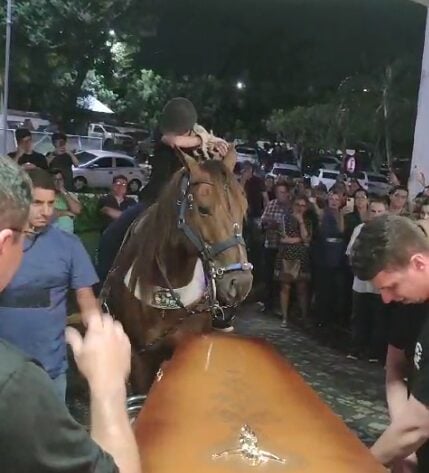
{"left": 96, "top": 202, "right": 146, "bottom": 291}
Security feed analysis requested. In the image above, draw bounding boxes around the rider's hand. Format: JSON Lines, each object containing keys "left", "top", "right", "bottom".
{"left": 211, "top": 137, "right": 229, "bottom": 157}
{"left": 66, "top": 314, "right": 131, "bottom": 395}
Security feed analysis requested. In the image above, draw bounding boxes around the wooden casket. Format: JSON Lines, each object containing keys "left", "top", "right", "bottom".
{"left": 134, "top": 334, "right": 385, "bottom": 472}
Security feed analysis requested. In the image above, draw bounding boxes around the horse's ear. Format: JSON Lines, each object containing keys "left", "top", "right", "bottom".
{"left": 223, "top": 145, "right": 237, "bottom": 173}
{"left": 175, "top": 147, "right": 200, "bottom": 175}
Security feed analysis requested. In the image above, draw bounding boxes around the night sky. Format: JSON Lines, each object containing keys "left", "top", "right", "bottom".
{"left": 138, "top": 0, "right": 426, "bottom": 90}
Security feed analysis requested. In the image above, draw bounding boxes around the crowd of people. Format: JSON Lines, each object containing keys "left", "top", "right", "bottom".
{"left": 4, "top": 95, "right": 429, "bottom": 472}
{"left": 240, "top": 166, "right": 429, "bottom": 471}
{"left": 241, "top": 163, "right": 429, "bottom": 364}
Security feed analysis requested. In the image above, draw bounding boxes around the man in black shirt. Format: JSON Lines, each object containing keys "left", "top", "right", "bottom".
{"left": 352, "top": 214, "right": 429, "bottom": 472}
{"left": 8, "top": 128, "right": 48, "bottom": 170}
{"left": 386, "top": 302, "right": 429, "bottom": 472}
{"left": 46, "top": 132, "right": 79, "bottom": 190}
{"left": 98, "top": 175, "right": 137, "bottom": 231}
{"left": 0, "top": 158, "right": 141, "bottom": 472}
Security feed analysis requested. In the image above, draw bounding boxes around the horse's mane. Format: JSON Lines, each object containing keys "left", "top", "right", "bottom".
{"left": 126, "top": 159, "right": 246, "bottom": 299}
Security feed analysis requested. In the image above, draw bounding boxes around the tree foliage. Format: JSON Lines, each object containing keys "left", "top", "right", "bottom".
{"left": 0, "top": 0, "right": 423, "bottom": 153}
{"left": 266, "top": 56, "right": 421, "bottom": 161}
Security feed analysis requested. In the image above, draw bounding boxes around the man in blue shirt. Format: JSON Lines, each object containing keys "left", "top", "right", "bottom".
{"left": 0, "top": 158, "right": 141, "bottom": 473}
{"left": 0, "top": 168, "right": 99, "bottom": 400}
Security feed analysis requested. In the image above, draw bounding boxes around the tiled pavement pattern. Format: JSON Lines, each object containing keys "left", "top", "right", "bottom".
{"left": 67, "top": 303, "right": 389, "bottom": 445}
{"left": 234, "top": 304, "right": 389, "bottom": 445}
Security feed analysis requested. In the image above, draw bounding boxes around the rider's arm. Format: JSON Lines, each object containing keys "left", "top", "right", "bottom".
{"left": 162, "top": 134, "right": 202, "bottom": 149}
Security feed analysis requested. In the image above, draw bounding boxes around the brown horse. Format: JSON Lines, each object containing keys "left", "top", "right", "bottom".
{"left": 103, "top": 147, "right": 253, "bottom": 394}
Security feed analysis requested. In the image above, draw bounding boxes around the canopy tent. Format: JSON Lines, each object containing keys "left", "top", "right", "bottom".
{"left": 77, "top": 95, "right": 114, "bottom": 114}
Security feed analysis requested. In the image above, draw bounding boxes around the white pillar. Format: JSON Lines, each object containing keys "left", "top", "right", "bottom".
{"left": 409, "top": 9, "right": 429, "bottom": 197}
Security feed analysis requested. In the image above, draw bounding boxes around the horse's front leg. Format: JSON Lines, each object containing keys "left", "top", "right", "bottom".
{"left": 130, "top": 344, "right": 173, "bottom": 395}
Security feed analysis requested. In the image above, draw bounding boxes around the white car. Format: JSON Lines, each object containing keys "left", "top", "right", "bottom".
{"left": 367, "top": 172, "right": 391, "bottom": 195}
{"left": 267, "top": 164, "right": 302, "bottom": 180}
{"left": 317, "top": 156, "right": 342, "bottom": 170}
{"left": 72, "top": 150, "right": 151, "bottom": 193}
{"left": 310, "top": 169, "right": 341, "bottom": 189}
{"left": 310, "top": 169, "right": 368, "bottom": 191}
{"left": 88, "top": 123, "right": 134, "bottom": 151}
{"left": 236, "top": 146, "right": 259, "bottom": 166}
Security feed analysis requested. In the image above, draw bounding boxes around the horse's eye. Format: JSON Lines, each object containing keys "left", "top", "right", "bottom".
{"left": 198, "top": 206, "right": 211, "bottom": 216}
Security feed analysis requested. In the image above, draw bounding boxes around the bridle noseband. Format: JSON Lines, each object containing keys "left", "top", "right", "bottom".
{"left": 176, "top": 172, "right": 252, "bottom": 278}
{"left": 156, "top": 171, "right": 252, "bottom": 321}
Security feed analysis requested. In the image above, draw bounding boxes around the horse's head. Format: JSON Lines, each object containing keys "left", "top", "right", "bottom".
{"left": 178, "top": 147, "right": 253, "bottom": 305}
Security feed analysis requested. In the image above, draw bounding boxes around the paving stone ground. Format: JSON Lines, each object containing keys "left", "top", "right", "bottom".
{"left": 67, "top": 303, "right": 389, "bottom": 445}
{"left": 234, "top": 304, "right": 389, "bottom": 445}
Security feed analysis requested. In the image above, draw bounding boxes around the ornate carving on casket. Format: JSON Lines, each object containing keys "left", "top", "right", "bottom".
{"left": 212, "top": 424, "right": 287, "bottom": 467}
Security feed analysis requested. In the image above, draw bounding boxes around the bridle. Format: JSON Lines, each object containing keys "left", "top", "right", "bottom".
{"left": 100, "top": 167, "right": 253, "bottom": 354}
{"left": 157, "top": 171, "right": 252, "bottom": 320}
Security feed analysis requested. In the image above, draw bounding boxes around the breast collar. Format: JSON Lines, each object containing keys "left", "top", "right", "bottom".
{"left": 124, "top": 258, "right": 207, "bottom": 310}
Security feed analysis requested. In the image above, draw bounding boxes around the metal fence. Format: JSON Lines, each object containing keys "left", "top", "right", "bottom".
{"left": 0, "top": 129, "right": 103, "bottom": 155}
{"left": 31, "top": 132, "right": 103, "bottom": 155}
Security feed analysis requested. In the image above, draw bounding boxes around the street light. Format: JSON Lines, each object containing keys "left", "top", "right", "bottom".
{"left": 2, "top": 0, "right": 12, "bottom": 156}
{"left": 236, "top": 81, "right": 245, "bottom": 91}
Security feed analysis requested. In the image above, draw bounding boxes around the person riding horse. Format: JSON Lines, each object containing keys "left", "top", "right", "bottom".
{"left": 102, "top": 146, "right": 253, "bottom": 394}
{"left": 140, "top": 97, "right": 229, "bottom": 206}
{"left": 97, "top": 97, "right": 228, "bottom": 286}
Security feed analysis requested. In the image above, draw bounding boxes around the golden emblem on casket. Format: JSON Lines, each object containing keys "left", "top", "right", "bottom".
{"left": 212, "top": 424, "right": 287, "bottom": 466}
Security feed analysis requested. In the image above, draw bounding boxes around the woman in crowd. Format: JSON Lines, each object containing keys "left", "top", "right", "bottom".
{"left": 389, "top": 185, "right": 410, "bottom": 216}
{"left": 275, "top": 195, "right": 312, "bottom": 328}
{"left": 344, "top": 188, "right": 369, "bottom": 243}
{"left": 314, "top": 183, "right": 328, "bottom": 212}
{"left": 313, "top": 191, "right": 347, "bottom": 338}
{"left": 342, "top": 188, "right": 369, "bottom": 324}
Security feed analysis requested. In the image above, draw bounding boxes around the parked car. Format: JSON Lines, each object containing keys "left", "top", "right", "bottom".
{"left": 310, "top": 169, "right": 341, "bottom": 189}
{"left": 310, "top": 169, "right": 368, "bottom": 191}
{"left": 366, "top": 172, "right": 391, "bottom": 195}
{"left": 88, "top": 123, "right": 134, "bottom": 152}
{"left": 236, "top": 146, "right": 260, "bottom": 166}
{"left": 317, "top": 156, "right": 342, "bottom": 170}
{"left": 72, "top": 150, "right": 151, "bottom": 193}
{"left": 267, "top": 163, "right": 302, "bottom": 181}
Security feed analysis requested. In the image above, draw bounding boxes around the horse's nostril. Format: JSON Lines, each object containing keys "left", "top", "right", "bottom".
{"left": 227, "top": 279, "right": 238, "bottom": 299}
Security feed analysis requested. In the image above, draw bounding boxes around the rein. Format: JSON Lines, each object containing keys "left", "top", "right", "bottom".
{"left": 158, "top": 171, "right": 252, "bottom": 320}
{"left": 100, "top": 169, "right": 252, "bottom": 354}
